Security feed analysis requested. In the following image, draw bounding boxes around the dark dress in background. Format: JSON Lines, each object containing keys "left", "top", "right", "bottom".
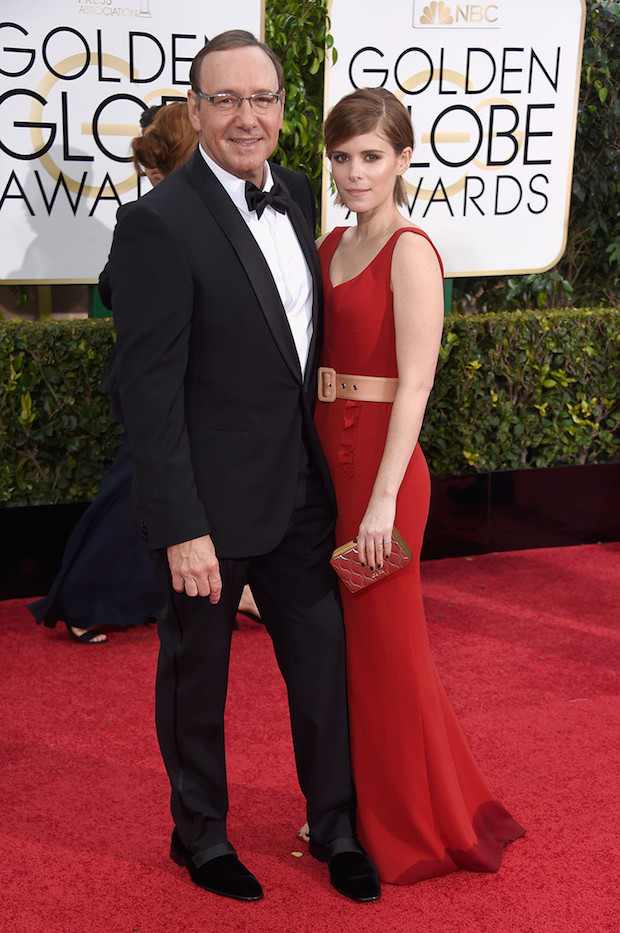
{"left": 28, "top": 436, "right": 164, "bottom": 631}
{"left": 29, "top": 201, "right": 165, "bottom": 633}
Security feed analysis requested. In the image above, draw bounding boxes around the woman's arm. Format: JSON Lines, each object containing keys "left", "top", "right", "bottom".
{"left": 356, "top": 231, "right": 444, "bottom": 570}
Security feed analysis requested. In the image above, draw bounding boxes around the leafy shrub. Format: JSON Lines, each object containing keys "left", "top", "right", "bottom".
{"left": 421, "top": 308, "right": 619, "bottom": 473}
{"left": 0, "top": 320, "right": 121, "bottom": 505}
{"left": 1, "top": 309, "right": 617, "bottom": 506}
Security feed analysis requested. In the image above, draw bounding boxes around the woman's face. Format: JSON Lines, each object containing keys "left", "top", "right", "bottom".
{"left": 144, "top": 164, "right": 164, "bottom": 186}
{"left": 329, "top": 129, "right": 411, "bottom": 213}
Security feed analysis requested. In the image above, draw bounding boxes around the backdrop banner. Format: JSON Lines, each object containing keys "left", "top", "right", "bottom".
{"left": 0, "top": 1, "right": 263, "bottom": 283}
{"left": 324, "top": 0, "right": 586, "bottom": 276}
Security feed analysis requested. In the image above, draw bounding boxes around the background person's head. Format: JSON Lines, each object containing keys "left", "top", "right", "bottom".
{"left": 324, "top": 88, "right": 414, "bottom": 207}
{"left": 187, "top": 30, "right": 285, "bottom": 187}
{"left": 139, "top": 103, "right": 165, "bottom": 133}
{"left": 132, "top": 101, "right": 197, "bottom": 186}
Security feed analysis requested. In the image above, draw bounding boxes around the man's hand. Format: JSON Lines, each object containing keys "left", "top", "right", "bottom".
{"left": 167, "top": 535, "right": 222, "bottom": 602}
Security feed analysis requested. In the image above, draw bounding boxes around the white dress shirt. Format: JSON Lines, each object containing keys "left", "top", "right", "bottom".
{"left": 200, "top": 147, "right": 313, "bottom": 378}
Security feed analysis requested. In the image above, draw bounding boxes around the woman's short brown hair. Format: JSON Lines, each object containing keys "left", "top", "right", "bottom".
{"left": 324, "top": 88, "right": 414, "bottom": 206}
{"left": 132, "top": 102, "right": 197, "bottom": 178}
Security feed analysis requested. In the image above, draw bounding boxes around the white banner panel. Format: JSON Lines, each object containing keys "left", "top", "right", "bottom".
{"left": 0, "top": 1, "right": 263, "bottom": 282}
{"left": 324, "top": 0, "right": 586, "bottom": 276}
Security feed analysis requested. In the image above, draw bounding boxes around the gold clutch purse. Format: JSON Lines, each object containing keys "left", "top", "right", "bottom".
{"left": 330, "top": 528, "right": 412, "bottom": 594}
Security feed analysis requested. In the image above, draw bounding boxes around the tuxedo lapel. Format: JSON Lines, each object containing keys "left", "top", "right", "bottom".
{"left": 272, "top": 169, "right": 323, "bottom": 392}
{"left": 187, "top": 152, "right": 302, "bottom": 382}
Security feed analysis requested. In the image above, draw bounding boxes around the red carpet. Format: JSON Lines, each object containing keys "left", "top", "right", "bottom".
{"left": 1, "top": 543, "right": 618, "bottom": 932}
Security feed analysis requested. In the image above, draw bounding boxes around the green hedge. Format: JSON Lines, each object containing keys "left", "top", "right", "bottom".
{"left": 0, "top": 320, "right": 121, "bottom": 505}
{"left": 1, "top": 309, "right": 618, "bottom": 505}
{"left": 420, "top": 308, "right": 619, "bottom": 474}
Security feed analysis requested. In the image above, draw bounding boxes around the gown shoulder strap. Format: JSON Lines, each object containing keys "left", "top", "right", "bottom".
{"left": 319, "top": 226, "right": 348, "bottom": 265}
{"left": 390, "top": 227, "right": 444, "bottom": 278}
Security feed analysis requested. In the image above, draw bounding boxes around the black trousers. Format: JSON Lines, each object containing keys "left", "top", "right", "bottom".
{"left": 153, "top": 460, "right": 356, "bottom": 867}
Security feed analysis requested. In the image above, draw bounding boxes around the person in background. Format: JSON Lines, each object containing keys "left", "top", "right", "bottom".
{"left": 137, "top": 104, "right": 166, "bottom": 187}
{"left": 140, "top": 103, "right": 164, "bottom": 130}
{"left": 301, "top": 87, "right": 525, "bottom": 883}
{"left": 28, "top": 104, "right": 196, "bottom": 643}
{"left": 131, "top": 101, "right": 197, "bottom": 188}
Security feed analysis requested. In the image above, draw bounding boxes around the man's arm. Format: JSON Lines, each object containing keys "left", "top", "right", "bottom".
{"left": 108, "top": 201, "right": 210, "bottom": 552}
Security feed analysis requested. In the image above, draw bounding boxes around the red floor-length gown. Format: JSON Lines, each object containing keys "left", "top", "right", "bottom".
{"left": 314, "top": 227, "right": 525, "bottom": 884}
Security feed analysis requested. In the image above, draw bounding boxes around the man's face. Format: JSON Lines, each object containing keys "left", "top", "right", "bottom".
{"left": 188, "top": 46, "right": 284, "bottom": 187}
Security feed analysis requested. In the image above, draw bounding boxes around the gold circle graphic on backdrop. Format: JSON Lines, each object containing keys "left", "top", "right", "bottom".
{"left": 29, "top": 52, "right": 179, "bottom": 198}
{"left": 395, "top": 69, "right": 524, "bottom": 200}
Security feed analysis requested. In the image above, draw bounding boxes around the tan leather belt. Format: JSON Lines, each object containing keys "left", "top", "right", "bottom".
{"left": 317, "top": 366, "right": 398, "bottom": 403}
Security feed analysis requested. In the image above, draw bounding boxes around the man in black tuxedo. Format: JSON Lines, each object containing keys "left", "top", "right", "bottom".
{"left": 106, "top": 30, "right": 380, "bottom": 903}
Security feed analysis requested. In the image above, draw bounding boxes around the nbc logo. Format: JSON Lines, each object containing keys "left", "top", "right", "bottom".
{"left": 420, "top": 2, "right": 454, "bottom": 24}
{"left": 414, "top": 1, "right": 500, "bottom": 27}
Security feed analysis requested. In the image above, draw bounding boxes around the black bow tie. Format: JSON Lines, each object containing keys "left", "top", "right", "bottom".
{"left": 245, "top": 181, "right": 288, "bottom": 218}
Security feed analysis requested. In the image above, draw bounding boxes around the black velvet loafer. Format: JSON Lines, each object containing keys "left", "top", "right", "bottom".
{"left": 170, "top": 829, "right": 263, "bottom": 901}
{"left": 309, "top": 841, "right": 381, "bottom": 902}
{"left": 326, "top": 851, "right": 381, "bottom": 902}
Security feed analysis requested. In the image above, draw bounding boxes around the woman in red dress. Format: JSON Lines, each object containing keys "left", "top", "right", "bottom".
{"left": 307, "top": 88, "right": 524, "bottom": 884}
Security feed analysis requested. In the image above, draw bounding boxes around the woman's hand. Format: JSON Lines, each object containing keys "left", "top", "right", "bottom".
{"left": 354, "top": 233, "right": 442, "bottom": 572}
{"left": 356, "top": 495, "right": 396, "bottom": 570}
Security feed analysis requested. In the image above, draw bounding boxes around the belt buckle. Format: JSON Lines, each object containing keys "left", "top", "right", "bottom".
{"left": 318, "top": 366, "right": 337, "bottom": 402}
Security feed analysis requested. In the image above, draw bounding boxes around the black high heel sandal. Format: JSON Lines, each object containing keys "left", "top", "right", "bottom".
{"left": 64, "top": 622, "right": 108, "bottom": 644}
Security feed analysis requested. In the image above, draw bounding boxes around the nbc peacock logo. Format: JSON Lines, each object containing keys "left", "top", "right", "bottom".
{"left": 414, "top": 1, "right": 500, "bottom": 28}
{"left": 420, "top": 2, "right": 454, "bottom": 25}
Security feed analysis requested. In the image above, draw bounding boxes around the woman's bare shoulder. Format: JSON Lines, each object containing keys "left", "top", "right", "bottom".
{"left": 392, "top": 226, "right": 442, "bottom": 275}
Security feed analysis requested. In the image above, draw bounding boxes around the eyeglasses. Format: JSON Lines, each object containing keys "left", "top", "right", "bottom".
{"left": 193, "top": 90, "right": 283, "bottom": 114}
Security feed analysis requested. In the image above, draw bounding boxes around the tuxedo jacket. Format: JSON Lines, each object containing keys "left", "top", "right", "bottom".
{"left": 106, "top": 149, "right": 335, "bottom": 557}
